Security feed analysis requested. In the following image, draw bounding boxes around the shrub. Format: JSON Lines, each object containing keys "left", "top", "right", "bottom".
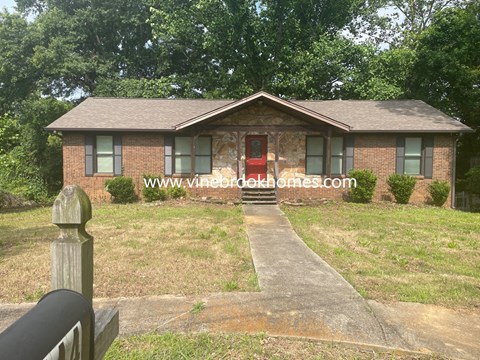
{"left": 168, "top": 185, "right": 187, "bottom": 199}
{"left": 348, "top": 169, "right": 377, "bottom": 203}
{"left": 465, "top": 167, "right": 480, "bottom": 194}
{"left": 387, "top": 174, "right": 417, "bottom": 204}
{"left": 105, "top": 176, "right": 137, "bottom": 204}
{"left": 142, "top": 174, "right": 167, "bottom": 202}
{"left": 428, "top": 180, "right": 450, "bottom": 207}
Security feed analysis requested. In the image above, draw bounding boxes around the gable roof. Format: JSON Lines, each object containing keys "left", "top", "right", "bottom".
{"left": 46, "top": 92, "right": 473, "bottom": 133}
{"left": 175, "top": 92, "right": 350, "bottom": 131}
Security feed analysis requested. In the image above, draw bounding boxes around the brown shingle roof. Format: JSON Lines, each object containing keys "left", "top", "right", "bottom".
{"left": 293, "top": 99, "right": 472, "bottom": 133}
{"left": 46, "top": 93, "right": 473, "bottom": 133}
{"left": 47, "top": 97, "right": 233, "bottom": 131}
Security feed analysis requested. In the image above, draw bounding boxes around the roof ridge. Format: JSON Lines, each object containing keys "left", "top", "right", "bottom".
{"left": 89, "top": 97, "right": 236, "bottom": 101}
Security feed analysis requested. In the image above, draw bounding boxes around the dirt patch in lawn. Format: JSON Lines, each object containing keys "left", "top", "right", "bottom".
{"left": 0, "top": 202, "right": 258, "bottom": 303}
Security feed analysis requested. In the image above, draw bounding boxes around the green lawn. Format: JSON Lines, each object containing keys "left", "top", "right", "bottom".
{"left": 105, "top": 332, "right": 443, "bottom": 360}
{"left": 283, "top": 203, "right": 480, "bottom": 309}
{"left": 0, "top": 202, "right": 258, "bottom": 303}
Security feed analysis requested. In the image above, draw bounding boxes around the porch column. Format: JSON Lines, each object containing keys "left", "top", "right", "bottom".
{"left": 190, "top": 134, "right": 198, "bottom": 178}
{"left": 236, "top": 131, "right": 243, "bottom": 180}
{"left": 273, "top": 132, "right": 280, "bottom": 181}
{"left": 326, "top": 128, "right": 332, "bottom": 178}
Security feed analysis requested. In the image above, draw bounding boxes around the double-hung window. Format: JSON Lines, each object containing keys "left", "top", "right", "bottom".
{"left": 95, "top": 135, "right": 114, "bottom": 173}
{"left": 306, "top": 136, "right": 324, "bottom": 175}
{"left": 331, "top": 137, "right": 344, "bottom": 175}
{"left": 396, "top": 136, "right": 434, "bottom": 178}
{"left": 195, "top": 137, "right": 212, "bottom": 174}
{"left": 404, "top": 137, "right": 422, "bottom": 175}
{"left": 174, "top": 137, "right": 192, "bottom": 174}
{"left": 174, "top": 136, "right": 212, "bottom": 175}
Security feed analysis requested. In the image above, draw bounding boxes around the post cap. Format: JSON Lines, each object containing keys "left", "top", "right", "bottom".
{"left": 52, "top": 185, "right": 92, "bottom": 225}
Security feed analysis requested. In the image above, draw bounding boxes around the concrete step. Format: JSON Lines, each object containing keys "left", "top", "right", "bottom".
{"left": 241, "top": 188, "right": 277, "bottom": 204}
{"left": 242, "top": 194, "right": 277, "bottom": 200}
{"left": 242, "top": 200, "right": 278, "bottom": 205}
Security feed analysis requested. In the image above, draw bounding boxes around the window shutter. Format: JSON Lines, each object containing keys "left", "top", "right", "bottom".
{"left": 396, "top": 137, "right": 405, "bottom": 174}
{"left": 113, "top": 135, "right": 122, "bottom": 176}
{"left": 164, "top": 135, "right": 173, "bottom": 176}
{"left": 423, "top": 136, "right": 434, "bottom": 179}
{"left": 85, "top": 134, "right": 94, "bottom": 176}
{"left": 344, "top": 135, "right": 354, "bottom": 175}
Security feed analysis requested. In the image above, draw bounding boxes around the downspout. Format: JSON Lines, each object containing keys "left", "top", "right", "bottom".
{"left": 451, "top": 135, "right": 457, "bottom": 209}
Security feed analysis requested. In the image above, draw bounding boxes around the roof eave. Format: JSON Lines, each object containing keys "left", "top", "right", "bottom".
{"left": 45, "top": 127, "right": 176, "bottom": 132}
{"left": 349, "top": 128, "right": 474, "bottom": 134}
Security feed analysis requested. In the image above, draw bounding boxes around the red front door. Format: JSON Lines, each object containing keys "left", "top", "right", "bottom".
{"left": 245, "top": 135, "right": 267, "bottom": 180}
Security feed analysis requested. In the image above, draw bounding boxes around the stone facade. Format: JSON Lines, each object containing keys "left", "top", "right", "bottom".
{"left": 62, "top": 103, "right": 455, "bottom": 206}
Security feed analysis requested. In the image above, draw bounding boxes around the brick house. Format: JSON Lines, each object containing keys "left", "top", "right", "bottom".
{"left": 47, "top": 92, "right": 473, "bottom": 206}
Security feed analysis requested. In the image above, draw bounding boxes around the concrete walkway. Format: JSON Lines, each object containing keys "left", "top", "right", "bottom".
{"left": 1, "top": 205, "right": 479, "bottom": 359}
{"left": 243, "top": 205, "right": 398, "bottom": 346}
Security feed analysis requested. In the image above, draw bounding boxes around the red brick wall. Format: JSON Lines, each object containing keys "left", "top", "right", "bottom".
{"left": 277, "top": 134, "right": 454, "bottom": 206}
{"left": 63, "top": 133, "right": 164, "bottom": 202}
{"left": 63, "top": 132, "right": 455, "bottom": 206}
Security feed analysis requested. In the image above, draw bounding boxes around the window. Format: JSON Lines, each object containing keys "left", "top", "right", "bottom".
{"left": 404, "top": 137, "right": 422, "bottom": 175}
{"left": 306, "top": 136, "right": 324, "bottom": 175}
{"left": 331, "top": 137, "right": 343, "bottom": 175}
{"left": 95, "top": 135, "right": 114, "bottom": 173}
{"left": 174, "top": 137, "right": 192, "bottom": 174}
{"left": 195, "top": 137, "right": 212, "bottom": 174}
{"left": 174, "top": 136, "right": 212, "bottom": 174}
{"left": 396, "top": 136, "right": 434, "bottom": 178}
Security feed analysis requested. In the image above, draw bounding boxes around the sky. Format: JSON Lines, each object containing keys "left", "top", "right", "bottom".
{"left": 0, "top": 0, "right": 16, "bottom": 11}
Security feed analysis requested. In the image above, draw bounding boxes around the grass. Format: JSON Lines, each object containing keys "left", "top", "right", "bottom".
{"left": 283, "top": 202, "right": 480, "bottom": 309}
{"left": 104, "top": 332, "right": 445, "bottom": 360}
{"left": 191, "top": 301, "right": 206, "bottom": 314}
{"left": 0, "top": 202, "right": 258, "bottom": 303}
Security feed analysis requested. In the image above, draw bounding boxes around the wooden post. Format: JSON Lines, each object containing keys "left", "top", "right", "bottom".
{"left": 326, "top": 128, "right": 332, "bottom": 178}
{"left": 274, "top": 132, "right": 280, "bottom": 182}
{"left": 237, "top": 131, "right": 243, "bottom": 181}
{"left": 51, "top": 185, "right": 94, "bottom": 304}
{"left": 191, "top": 135, "right": 198, "bottom": 178}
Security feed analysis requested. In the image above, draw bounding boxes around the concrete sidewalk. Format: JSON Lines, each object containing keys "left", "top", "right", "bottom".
{"left": 243, "top": 205, "right": 400, "bottom": 346}
{"left": 0, "top": 205, "right": 479, "bottom": 359}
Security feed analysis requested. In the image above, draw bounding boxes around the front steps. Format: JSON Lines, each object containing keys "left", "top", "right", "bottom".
{"left": 241, "top": 188, "right": 277, "bottom": 205}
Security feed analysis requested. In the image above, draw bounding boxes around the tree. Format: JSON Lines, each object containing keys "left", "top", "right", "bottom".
{"left": 10, "top": 0, "right": 162, "bottom": 98}
{"left": 148, "top": 0, "right": 383, "bottom": 98}
{"left": 350, "top": 0, "right": 467, "bottom": 47}
{"left": 354, "top": 47, "right": 416, "bottom": 99}
{"left": 0, "top": 11, "right": 38, "bottom": 114}
{"left": 412, "top": 1, "right": 480, "bottom": 176}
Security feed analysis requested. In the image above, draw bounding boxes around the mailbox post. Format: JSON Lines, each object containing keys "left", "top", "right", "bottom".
{"left": 52, "top": 185, "right": 94, "bottom": 303}
{"left": 0, "top": 185, "right": 119, "bottom": 360}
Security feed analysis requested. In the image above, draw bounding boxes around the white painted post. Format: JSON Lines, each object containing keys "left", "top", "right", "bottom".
{"left": 51, "top": 185, "right": 94, "bottom": 304}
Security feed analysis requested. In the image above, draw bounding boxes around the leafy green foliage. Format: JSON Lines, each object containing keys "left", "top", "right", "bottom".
{"left": 465, "top": 167, "right": 480, "bottom": 195}
{"left": 0, "top": 114, "right": 21, "bottom": 154}
{"left": 428, "top": 180, "right": 450, "bottom": 206}
{"left": 387, "top": 174, "right": 417, "bottom": 204}
{"left": 412, "top": 3, "right": 480, "bottom": 176}
{"left": 354, "top": 47, "right": 416, "bottom": 100}
{"left": 105, "top": 177, "right": 137, "bottom": 204}
{"left": 167, "top": 185, "right": 187, "bottom": 199}
{"left": 348, "top": 169, "right": 378, "bottom": 203}
{"left": 0, "top": 12, "right": 38, "bottom": 114}
{"left": 142, "top": 175, "right": 167, "bottom": 202}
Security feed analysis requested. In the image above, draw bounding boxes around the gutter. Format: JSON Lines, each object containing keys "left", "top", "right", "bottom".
{"left": 451, "top": 136, "right": 458, "bottom": 209}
